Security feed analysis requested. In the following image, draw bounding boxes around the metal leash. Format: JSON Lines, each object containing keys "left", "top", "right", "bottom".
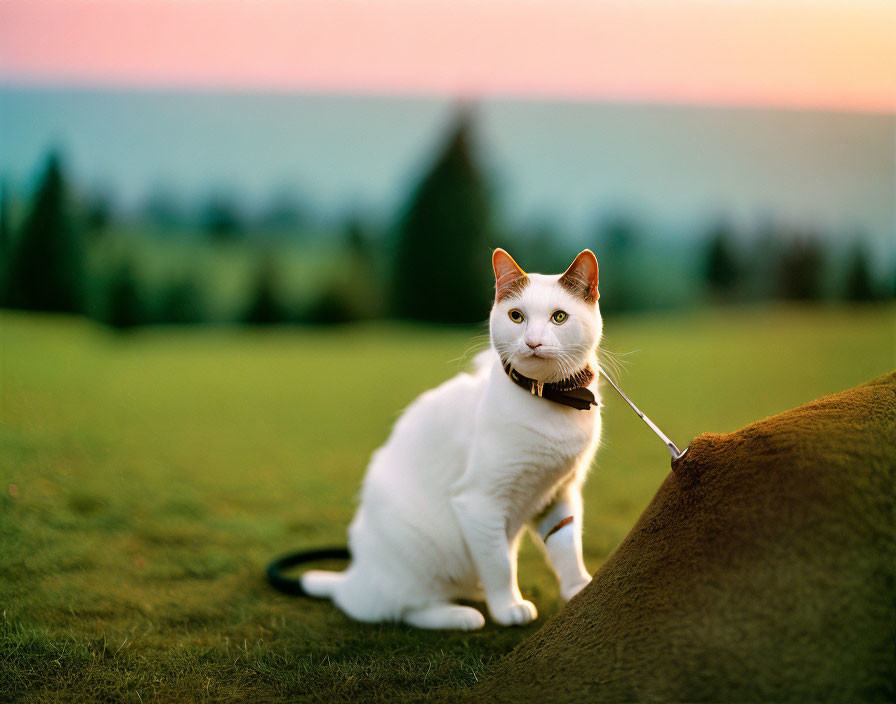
{"left": 597, "top": 365, "right": 688, "bottom": 462}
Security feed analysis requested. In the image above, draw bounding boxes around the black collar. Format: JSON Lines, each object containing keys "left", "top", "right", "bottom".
{"left": 501, "top": 362, "right": 599, "bottom": 411}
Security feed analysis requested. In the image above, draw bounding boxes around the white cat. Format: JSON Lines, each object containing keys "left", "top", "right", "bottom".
{"left": 302, "top": 249, "right": 603, "bottom": 630}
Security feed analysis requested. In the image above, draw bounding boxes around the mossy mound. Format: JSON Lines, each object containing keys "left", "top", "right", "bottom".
{"left": 476, "top": 371, "right": 896, "bottom": 703}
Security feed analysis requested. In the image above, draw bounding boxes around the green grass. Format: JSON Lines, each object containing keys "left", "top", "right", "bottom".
{"left": 1, "top": 305, "right": 894, "bottom": 703}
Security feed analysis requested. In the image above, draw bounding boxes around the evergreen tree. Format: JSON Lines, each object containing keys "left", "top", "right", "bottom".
{"left": 244, "top": 254, "right": 284, "bottom": 324}
{"left": 105, "top": 258, "right": 144, "bottom": 329}
{"left": 777, "top": 235, "right": 825, "bottom": 301}
{"left": 7, "top": 152, "right": 85, "bottom": 312}
{"left": 340, "top": 213, "right": 382, "bottom": 320}
{"left": 305, "top": 283, "right": 357, "bottom": 325}
{"left": 391, "top": 109, "right": 493, "bottom": 323}
{"left": 85, "top": 190, "right": 114, "bottom": 236}
{"left": 158, "top": 275, "right": 206, "bottom": 324}
{"left": 345, "top": 214, "right": 369, "bottom": 260}
{"left": 703, "top": 223, "right": 741, "bottom": 297}
{"left": 202, "top": 192, "right": 243, "bottom": 242}
{"left": 0, "top": 180, "right": 11, "bottom": 305}
{"left": 843, "top": 242, "right": 877, "bottom": 302}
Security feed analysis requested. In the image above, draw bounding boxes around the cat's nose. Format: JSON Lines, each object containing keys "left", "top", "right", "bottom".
{"left": 526, "top": 342, "right": 542, "bottom": 349}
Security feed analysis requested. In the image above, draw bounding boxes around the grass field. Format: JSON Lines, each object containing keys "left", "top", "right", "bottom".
{"left": 2, "top": 304, "right": 894, "bottom": 703}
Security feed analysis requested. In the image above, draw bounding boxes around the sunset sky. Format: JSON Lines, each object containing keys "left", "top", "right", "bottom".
{"left": 2, "top": 0, "right": 895, "bottom": 113}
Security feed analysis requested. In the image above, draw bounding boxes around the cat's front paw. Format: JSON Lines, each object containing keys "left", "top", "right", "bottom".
{"left": 490, "top": 599, "right": 537, "bottom": 626}
{"left": 560, "top": 577, "right": 591, "bottom": 602}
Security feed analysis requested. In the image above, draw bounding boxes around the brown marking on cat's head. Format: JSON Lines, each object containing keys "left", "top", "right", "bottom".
{"left": 492, "top": 248, "right": 529, "bottom": 302}
{"left": 559, "top": 250, "right": 599, "bottom": 304}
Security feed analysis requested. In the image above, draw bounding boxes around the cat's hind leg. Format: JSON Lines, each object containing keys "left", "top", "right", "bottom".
{"left": 532, "top": 483, "right": 591, "bottom": 602}
{"left": 403, "top": 603, "right": 485, "bottom": 631}
{"left": 303, "top": 568, "right": 394, "bottom": 624}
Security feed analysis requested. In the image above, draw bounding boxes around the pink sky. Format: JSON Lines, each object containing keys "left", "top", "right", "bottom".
{"left": 2, "top": 0, "right": 895, "bottom": 112}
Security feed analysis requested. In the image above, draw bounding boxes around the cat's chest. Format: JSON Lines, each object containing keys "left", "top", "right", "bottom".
{"left": 519, "top": 405, "right": 596, "bottom": 456}
{"left": 488, "top": 389, "right": 600, "bottom": 466}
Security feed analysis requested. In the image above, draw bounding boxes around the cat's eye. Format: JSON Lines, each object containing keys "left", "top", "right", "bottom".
{"left": 508, "top": 309, "right": 525, "bottom": 324}
{"left": 551, "top": 310, "right": 569, "bottom": 324}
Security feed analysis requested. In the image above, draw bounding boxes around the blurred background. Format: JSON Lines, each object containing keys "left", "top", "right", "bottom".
{"left": 2, "top": 0, "right": 894, "bottom": 326}
{"left": 2, "top": 2, "right": 895, "bottom": 700}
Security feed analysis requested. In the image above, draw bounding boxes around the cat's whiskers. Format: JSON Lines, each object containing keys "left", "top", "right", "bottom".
{"left": 493, "top": 340, "right": 516, "bottom": 368}
{"left": 450, "top": 332, "right": 492, "bottom": 369}
{"left": 501, "top": 342, "right": 593, "bottom": 384}
{"left": 557, "top": 352, "right": 583, "bottom": 382}
{"left": 596, "top": 347, "right": 635, "bottom": 386}
{"left": 556, "top": 344, "right": 590, "bottom": 378}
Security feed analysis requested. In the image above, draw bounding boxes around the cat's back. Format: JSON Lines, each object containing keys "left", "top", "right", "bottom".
{"left": 384, "top": 350, "right": 492, "bottom": 457}
{"left": 364, "top": 349, "right": 494, "bottom": 492}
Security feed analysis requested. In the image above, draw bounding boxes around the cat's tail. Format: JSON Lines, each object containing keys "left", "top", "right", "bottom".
{"left": 266, "top": 547, "right": 350, "bottom": 597}
{"left": 301, "top": 570, "right": 346, "bottom": 598}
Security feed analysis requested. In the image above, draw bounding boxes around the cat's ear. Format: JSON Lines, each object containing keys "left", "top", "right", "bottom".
{"left": 559, "top": 250, "right": 599, "bottom": 303}
{"left": 492, "top": 249, "right": 528, "bottom": 302}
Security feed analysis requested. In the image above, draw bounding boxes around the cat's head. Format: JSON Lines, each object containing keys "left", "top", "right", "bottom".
{"left": 490, "top": 249, "right": 602, "bottom": 383}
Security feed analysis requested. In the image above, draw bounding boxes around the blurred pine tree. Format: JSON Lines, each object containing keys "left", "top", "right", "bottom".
{"left": 704, "top": 222, "right": 741, "bottom": 297}
{"left": 7, "top": 152, "right": 86, "bottom": 312}
{"left": 105, "top": 258, "right": 144, "bottom": 329}
{"left": 202, "top": 192, "right": 244, "bottom": 242}
{"left": 777, "top": 235, "right": 825, "bottom": 301}
{"left": 244, "top": 253, "right": 285, "bottom": 324}
{"left": 0, "top": 180, "right": 11, "bottom": 306}
{"left": 391, "top": 109, "right": 493, "bottom": 323}
{"left": 158, "top": 275, "right": 206, "bottom": 324}
{"left": 843, "top": 242, "right": 877, "bottom": 302}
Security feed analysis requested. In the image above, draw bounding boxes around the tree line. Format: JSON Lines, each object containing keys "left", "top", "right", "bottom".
{"left": 1, "top": 112, "right": 892, "bottom": 329}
